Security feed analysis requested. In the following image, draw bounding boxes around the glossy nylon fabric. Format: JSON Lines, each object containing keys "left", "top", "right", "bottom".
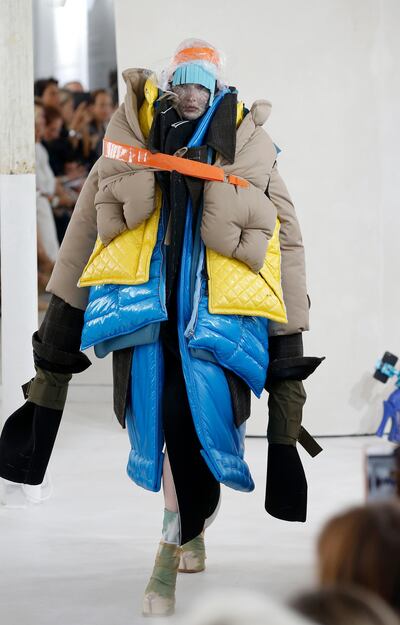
{"left": 177, "top": 201, "right": 254, "bottom": 491}
{"left": 80, "top": 214, "right": 167, "bottom": 354}
{"left": 128, "top": 92, "right": 258, "bottom": 493}
{"left": 187, "top": 272, "right": 269, "bottom": 397}
{"left": 80, "top": 91, "right": 270, "bottom": 492}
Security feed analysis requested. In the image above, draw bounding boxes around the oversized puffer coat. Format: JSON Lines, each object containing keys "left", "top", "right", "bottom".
{"left": 46, "top": 69, "right": 309, "bottom": 493}
{"left": 47, "top": 69, "right": 309, "bottom": 337}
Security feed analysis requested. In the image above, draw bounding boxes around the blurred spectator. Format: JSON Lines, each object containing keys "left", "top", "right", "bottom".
{"left": 42, "top": 105, "right": 63, "bottom": 143}
{"left": 42, "top": 104, "right": 86, "bottom": 186}
{"left": 183, "top": 591, "right": 312, "bottom": 625}
{"left": 42, "top": 104, "right": 73, "bottom": 176}
{"left": 33, "top": 80, "right": 114, "bottom": 239}
{"left": 63, "top": 80, "right": 85, "bottom": 92}
{"left": 59, "top": 89, "right": 75, "bottom": 125}
{"left": 59, "top": 89, "right": 91, "bottom": 163}
{"left": 317, "top": 502, "right": 400, "bottom": 613}
{"left": 291, "top": 586, "right": 400, "bottom": 625}
{"left": 34, "top": 103, "right": 59, "bottom": 263}
{"left": 88, "top": 89, "right": 113, "bottom": 163}
{"left": 41, "top": 106, "right": 81, "bottom": 241}
{"left": 34, "top": 77, "right": 60, "bottom": 109}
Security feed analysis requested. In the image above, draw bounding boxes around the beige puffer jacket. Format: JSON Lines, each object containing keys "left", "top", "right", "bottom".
{"left": 202, "top": 100, "right": 277, "bottom": 272}
{"left": 47, "top": 68, "right": 309, "bottom": 336}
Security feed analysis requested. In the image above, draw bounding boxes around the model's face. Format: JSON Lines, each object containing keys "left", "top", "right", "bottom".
{"left": 172, "top": 83, "right": 210, "bottom": 120}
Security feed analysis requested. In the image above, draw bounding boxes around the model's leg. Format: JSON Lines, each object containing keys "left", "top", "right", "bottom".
{"left": 144, "top": 320, "right": 218, "bottom": 615}
{"left": 179, "top": 532, "right": 206, "bottom": 573}
{"left": 178, "top": 496, "right": 221, "bottom": 573}
{"left": 163, "top": 449, "right": 207, "bottom": 573}
{"left": 142, "top": 452, "right": 181, "bottom": 617}
{"left": 163, "top": 450, "right": 179, "bottom": 513}
{"left": 162, "top": 337, "right": 220, "bottom": 546}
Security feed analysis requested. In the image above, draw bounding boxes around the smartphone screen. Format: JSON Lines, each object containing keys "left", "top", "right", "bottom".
{"left": 365, "top": 444, "right": 400, "bottom": 501}
{"left": 72, "top": 91, "right": 91, "bottom": 109}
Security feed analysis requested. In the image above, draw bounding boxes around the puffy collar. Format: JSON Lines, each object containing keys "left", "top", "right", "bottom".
{"left": 121, "top": 67, "right": 153, "bottom": 143}
{"left": 235, "top": 100, "right": 272, "bottom": 156}
{"left": 121, "top": 68, "right": 272, "bottom": 165}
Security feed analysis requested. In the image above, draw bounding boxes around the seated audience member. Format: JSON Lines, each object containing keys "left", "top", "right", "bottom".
{"left": 34, "top": 103, "right": 59, "bottom": 263}
{"left": 41, "top": 106, "right": 78, "bottom": 241}
{"left": 59, "top": 88, "right": 75, "bottom": 126}
{"left": 35, "top": 79, "right": 90, "bottom": 172}
{"left": 291, "top": 586, "right": 400, "bottom": 625}
{"left": 42, "top": 105, "right": 73, "bottom": 175}
{"left": 34, "top": 77, "right": 60, "bottom": 109}
{"left": 87, "top": 89, "right": 113, "bottom": 165}
{"left": 317, "top": 502, "right": 400, "bottom": 614}
{"left": 59, "top": 88, "right": 91, "bottom": 165}
{"left": 42, "top": 102, "right": 89, "bottom": 180}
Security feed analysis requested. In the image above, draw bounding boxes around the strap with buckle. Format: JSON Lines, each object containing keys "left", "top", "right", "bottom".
{"left": 103, "top": 139, "right": 249, "bottom": 189}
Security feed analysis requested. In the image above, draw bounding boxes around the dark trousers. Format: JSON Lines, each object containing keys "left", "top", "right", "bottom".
{"left": 160, "top": 317, "right": 220, "bottom": 545}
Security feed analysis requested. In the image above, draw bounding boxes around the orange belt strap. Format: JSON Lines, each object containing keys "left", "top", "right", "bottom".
{"left": 103, "top": 139, "right": 249, "bottom": 189}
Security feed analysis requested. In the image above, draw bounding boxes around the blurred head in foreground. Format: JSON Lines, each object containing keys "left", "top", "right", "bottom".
{"left": 291, "top": 585, "right": 400, "bottom": 625}
{"left": 317, "top": 502, "right": 400, "bottom": 612}
{"left": 181, "top": 590, "right": 312, "bottom": 625}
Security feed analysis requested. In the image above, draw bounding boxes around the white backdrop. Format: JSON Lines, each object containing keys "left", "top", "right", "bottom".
{"left": 33, "top": 0, "right": 117, "bottom": 90}
{"left": 114, "top": 0, "right": 400, "bottom": 436}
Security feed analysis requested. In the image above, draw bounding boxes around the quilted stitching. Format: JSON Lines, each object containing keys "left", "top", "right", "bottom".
{"left": 78, "top": 188, "right": 161, "bottom": 287}
{"left": 208, "top": 448, "right": 255, "bottom": 492}
{"left": 207, "top": 219, "right": 287, "bottom": 323}
{"left": 188, "top": 284, "right": 269, "bottom": 397}
{"left": 80, "top": 212, "right": 166, "bottom": 351}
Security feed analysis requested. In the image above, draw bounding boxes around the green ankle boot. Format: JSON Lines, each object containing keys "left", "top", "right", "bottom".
{"left": 142, "top": 542, "right": 181, "bottom": 617}
{"left": 179, "top": 533, "right": 206, "bottom": 573}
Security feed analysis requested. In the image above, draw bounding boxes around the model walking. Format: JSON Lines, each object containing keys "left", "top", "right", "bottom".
{"left": 0, "top": 39, "right": 323, "bottom": 616}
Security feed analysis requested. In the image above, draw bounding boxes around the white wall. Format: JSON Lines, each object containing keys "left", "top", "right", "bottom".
{"left": 88, "top": 0, "right": 117, "bottom": 90}
{"left": 33, "top": 0, "right": 57, "bottom": 79}
{"left": 33, "top": 0, "right": 89, "bottom": 87}
{"left": 33, "top": 0, "right": 117, "bottom": 90}
{"left": 114, "top": 0, "right": 400, "bottom": 436}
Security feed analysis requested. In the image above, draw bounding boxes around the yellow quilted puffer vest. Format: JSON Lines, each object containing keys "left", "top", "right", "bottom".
{"left": 207, "top": 220, "right": 286, "bottom": 321}
{"left": 79, "top": 78, "right": 159, "bottom": 287}
{"left": 79, "top": 79, "right": 287, "bottom": 323}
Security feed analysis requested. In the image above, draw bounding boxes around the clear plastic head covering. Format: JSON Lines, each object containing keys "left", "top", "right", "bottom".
{"left": 158, "top": 38, "right": 227, "bottom": 102}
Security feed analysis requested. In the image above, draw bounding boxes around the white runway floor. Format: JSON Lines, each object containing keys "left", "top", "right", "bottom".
{"left": 0, "top": 389, "right": 370, "bottom": 625}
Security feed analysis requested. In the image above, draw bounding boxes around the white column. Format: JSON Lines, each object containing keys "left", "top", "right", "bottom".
{"left": 0, "top": 0, "right": 37, "bottom": 423}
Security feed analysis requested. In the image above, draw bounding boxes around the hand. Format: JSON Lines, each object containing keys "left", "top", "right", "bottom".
{"left": 64, "top": 162, "right": 86, "bottom": 180}
{"left": 55, "top": 187, "right": 75, "bottom": 208}
{"left": 70, "top": 102, "right": 89, "bottom": 133}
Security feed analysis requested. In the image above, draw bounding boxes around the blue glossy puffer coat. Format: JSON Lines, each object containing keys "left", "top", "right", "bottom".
{"left": 81, "top": 93, "right": 269, "bottom": 494}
